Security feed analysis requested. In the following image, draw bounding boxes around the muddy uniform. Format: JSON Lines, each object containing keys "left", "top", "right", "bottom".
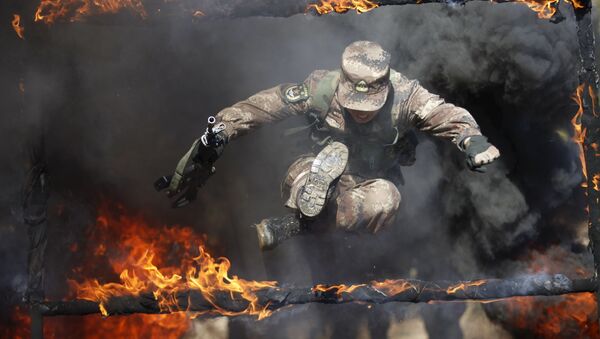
{"left": 216, "top": 69, "right": 482, "bottom": 233}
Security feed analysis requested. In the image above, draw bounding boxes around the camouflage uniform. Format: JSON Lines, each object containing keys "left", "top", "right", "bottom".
{"left": 216, "top": 42, "right": 482, "bottom": 235}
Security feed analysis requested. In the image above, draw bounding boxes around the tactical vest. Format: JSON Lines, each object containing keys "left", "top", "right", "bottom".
{"left": 306, "top": 70, "right": 418, "bottom": 178}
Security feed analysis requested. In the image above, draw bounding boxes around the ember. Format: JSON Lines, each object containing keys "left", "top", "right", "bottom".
{"left": 11, "top": 14, "right": 24, "bottom": 39}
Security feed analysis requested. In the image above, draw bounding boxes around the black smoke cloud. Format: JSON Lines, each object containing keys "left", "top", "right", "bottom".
{"left": 0, "top": 1, "right": 593, "bottom": 337}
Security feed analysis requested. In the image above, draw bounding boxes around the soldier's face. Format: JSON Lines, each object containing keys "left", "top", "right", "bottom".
{"left": 347, "top": 108, "right": 380, "bottom": 124}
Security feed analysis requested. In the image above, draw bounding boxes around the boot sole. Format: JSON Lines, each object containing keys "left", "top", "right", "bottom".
{"left": 298, "top": 142, "right": 348, "bottom": 218}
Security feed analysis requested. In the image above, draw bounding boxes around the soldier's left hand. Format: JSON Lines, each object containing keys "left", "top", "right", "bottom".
{"left": 463, "top": 135, "right": 500, "bottom": 172}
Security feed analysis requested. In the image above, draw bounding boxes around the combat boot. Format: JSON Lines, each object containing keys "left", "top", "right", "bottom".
{"left": 256, "top": 214, "right": 305, "bottom": 250}
{"left": 298, "top": 141, "right": 348, "bottom": 218}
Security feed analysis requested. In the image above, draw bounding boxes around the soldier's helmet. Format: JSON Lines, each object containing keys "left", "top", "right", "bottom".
{"left": 337, "top": 41, "right": 391, "bottom": 112}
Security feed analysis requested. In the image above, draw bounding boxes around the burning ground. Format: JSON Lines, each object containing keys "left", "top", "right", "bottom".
{"left": 0, "top": 0, "right": 599, "bottom": 338}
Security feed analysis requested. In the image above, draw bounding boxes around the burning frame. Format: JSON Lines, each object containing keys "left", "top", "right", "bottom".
{"left": 11, "top": 0, "right": 600, "bottom": 338}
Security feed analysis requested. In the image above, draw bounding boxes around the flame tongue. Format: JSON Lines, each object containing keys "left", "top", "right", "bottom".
{"left": 312, "top": 283, "right": 366, "bottom": 297}
{"left": 370, "top": 279, "right": 417, "bottom": 295}
{"left": 446, "top": 280, "right": 486, "bottom": 294}
{"left": 571, "top": 84, "right": 600, "bottom": 193}
{"left": 12, "top": 14, "right": 24, "bottom": 39}
{"left": 35, "top": 0, "right": 147, "bottom": 24}
{"left": 572, "top": 84, "right": 588, "bottom": 189}
{"left": 513, "top": 0, "right": 584, "bottom": 19}
{"left": 307, "top": 0, "right": 379, "bottom": 14}
{"left": 515, "top": 0, "right": 559, "bottom": 19}
{"left": 186, "top": 246, "right": 277, "bottom": 320}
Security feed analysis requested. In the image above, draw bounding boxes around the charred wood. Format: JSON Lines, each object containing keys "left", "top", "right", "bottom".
{"left": 27, "top": 0, "right": 565, "bottom": 26}
{"left": 572, "top": 0, "right": 600, "bottom": 330}
{"left": 40, "top": 274, "right": 597, "bottom": 316}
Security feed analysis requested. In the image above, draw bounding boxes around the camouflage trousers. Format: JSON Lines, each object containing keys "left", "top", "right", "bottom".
{"left": 282, "top": 156, "right": 401, "bottom": 233}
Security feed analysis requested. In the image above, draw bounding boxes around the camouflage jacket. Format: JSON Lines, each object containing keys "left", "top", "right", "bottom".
{"left": 216, "top": 69, "right": 482, "bottom": 176}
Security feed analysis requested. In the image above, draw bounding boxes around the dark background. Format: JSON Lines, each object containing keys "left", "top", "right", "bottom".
{"left": 0, "top": 1, "right": 596, "bottom": 337}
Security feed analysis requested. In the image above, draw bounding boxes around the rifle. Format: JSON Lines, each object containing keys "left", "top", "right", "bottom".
{"left": 154, "top": 116, "right": 226, "bottom": 208}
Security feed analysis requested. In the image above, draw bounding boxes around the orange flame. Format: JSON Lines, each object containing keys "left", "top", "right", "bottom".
{"left": 370, "top": 279, "right": 417, "bottom": 295}
{"left": 571, "top": 84, "right": 588, "bottom": 188}
{"left": 12, "top": 14, "right": 24, "bottom": 39}
{"left": 446, "top": 279, "right": 486, "bottom": 294}
{"left": 1, "top": 306, "right": 31, "bottom": 339}
{"left": 566, "top": 0, "right": 586, "bottom": 9}
{"left": 515, "top": 0, "right": 558, "bottom": 19}
{"left": 312, "top": 283, "right": 366, "bottom": 297}
{"left": 505, "top": 293, "right": 598, "bottom": 337}
{"left": 28, "top": 0, "right": 587, "bottom": 23}
{"left": 589, "top": 84, "right": 598, "bottom": 117}
{"left": 71, "top": 206, "right": 277, "bottom": 322}
{"left": 186, "top": 246, "right": 277, "bottom": 320}
{"left": 499, "top": 248, "right": 598, "bottom": 337}
{"left": 515, "top": 0, "right": 584, "bottom": 19}
{"left": 593, "top": 173, "right": 600, "bottom": 192}
{"left": 34, "top": 0, "right": 147, "bottom": 24}
{"left": 307, "top": 0, "right": 379, "bottom": 14}
{"left": 57, "top": 207, "right": 197, "bottom": 338}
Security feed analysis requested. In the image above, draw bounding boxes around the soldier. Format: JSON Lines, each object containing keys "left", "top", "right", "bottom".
{"left": 159, "top": 41, "right": 500, "bottom": 251}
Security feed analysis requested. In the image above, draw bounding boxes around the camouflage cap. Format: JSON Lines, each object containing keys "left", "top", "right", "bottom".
{"left": 337, "top": 41, "right": 391, "bottom": 111}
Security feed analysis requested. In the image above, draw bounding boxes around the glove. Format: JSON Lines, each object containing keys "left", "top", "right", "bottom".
{"left": 462, "top": 135, "right": 500, "bottom": 172}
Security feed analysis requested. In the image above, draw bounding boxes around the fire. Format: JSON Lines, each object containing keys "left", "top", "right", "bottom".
{"left": 1, "top": 306, "right": 31, "bottom": 339}
{"left": 25, "top": 203, "right": 279, "bottom": 338}
{"left": 306, "top": 0, "right": 583, "bottom": 18}
{"left": 313, "top": 283, "right": 365, "bottom": 296}
{"left": 312, "top": 280, "right": 420, "bottom": 298}
{"left": 446, "top": 279, "right": 486, "bottom": 294}
{"left": 25, "top": 0, "right": 588, "bottom": 23}
{"left": 34, "top": 0, "right": 147, "bottom": 24}
{"left": 593, "top": 173, "right": 600, "bottom": 191}
{"left": 493, "top": 247, "right": 599, "bottom": 337}
{"left": 592, "top": 143, "right": 600, "bottom": 157}
{"left": 70, "top": 204, "right": 277, "bottom": 322}
{"left": 515, "top": 0, "right": 558, "bottom": 19}
{"left": 186, "top": 246, "right": 277, "bottom": 320}
{"left": 589, "top": 85, "right": 598, "bottom": 117}
{"left": 307, "top": 0, "right": 379, "bottom": 14}
{"left": 571, "top": 84, "right": 588, "bottom": 188}
{"left": 515, "top": 0, "right": 584, "bottom": 19}
{"left": 370, "top": 279, "right": 417, "bottom": 295}
{"left": 504, "top": 293, "right": 598, "bottom": 337}
{"left": 12, "top": 14, "right": 24, "bottom": 39}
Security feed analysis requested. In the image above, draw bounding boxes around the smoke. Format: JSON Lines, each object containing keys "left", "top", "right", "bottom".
{"left": 0, "top": 1, "right": 594, "bottom": 337}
